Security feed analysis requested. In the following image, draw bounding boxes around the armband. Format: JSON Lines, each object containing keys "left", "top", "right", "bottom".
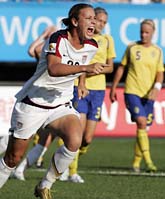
{"left": 154, "top": 82, "right": 162, "bottom": 90}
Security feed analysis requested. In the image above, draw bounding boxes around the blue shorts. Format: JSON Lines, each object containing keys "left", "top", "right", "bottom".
{"left": 124, "top": 94, "right": 154, "bottom": 126}
{"left": 72, "top": 87, "right": 105, "bottom": 121}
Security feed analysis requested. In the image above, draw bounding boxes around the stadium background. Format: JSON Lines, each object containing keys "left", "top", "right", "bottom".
{"left": 0, "top": 2, "right": 165, "bottom": 137}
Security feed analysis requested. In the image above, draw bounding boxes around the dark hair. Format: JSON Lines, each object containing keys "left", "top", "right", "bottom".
{"left": 94, "top": 7, "right": 108, "bottom": 16}
{"left": 62, "top": 3, "right": 93, "bottom": 29}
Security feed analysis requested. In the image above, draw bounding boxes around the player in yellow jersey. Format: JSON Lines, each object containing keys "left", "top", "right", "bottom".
{"left": 110, "top": 19, "right": 164, "bottom": 172}
{"left": 59, "top": 7, "right": 116, "bottom": 183}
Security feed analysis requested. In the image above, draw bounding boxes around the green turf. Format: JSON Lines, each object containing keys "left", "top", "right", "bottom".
{"left": 0, "top": 137, "right": 165, "bottom": 199}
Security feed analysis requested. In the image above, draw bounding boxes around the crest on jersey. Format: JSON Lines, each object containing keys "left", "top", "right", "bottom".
{"left": 151, "top": 51, "right": 156, "bottom": 57}
{"left": 82, "top": 55, "right": 87, "bottom": 64}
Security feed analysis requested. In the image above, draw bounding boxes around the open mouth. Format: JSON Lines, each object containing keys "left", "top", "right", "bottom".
{"left": 87, "top": 27, "right": 95, "bottom": 36}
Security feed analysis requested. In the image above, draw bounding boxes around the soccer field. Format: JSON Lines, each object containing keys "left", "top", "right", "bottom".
{"left": 0, "top": 137, "right": 165, "bottom": 199}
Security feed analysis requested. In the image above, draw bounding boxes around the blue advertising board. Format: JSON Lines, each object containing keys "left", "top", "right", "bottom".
{"left": 0, "top": 2, "right": 165, "bottom": 62}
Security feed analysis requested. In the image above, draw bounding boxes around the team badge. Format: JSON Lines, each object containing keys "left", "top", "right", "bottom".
{"left": 16, "top": 121, "right": 23, "bottom": 129}
{"left": 82, "top": 55, "right": 87, "bottom": 64}
{"left": 134, "top": 106, "right": 139, "bottom": 114}
{"left": 151, "top": 51, "right": 155, "bottom": 58}
{"left": 73, "top": 101, "right": 78, "bottom": 109}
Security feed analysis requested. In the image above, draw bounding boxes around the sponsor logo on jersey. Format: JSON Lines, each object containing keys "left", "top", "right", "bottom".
{"left": 49, "top": 43, "right": 55, "bottom": 52}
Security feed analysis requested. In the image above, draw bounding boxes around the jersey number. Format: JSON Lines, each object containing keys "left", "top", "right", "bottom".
{"left": 147, "top": 113, "right": 153, "bottom": 125}
{"left": 136, "top": 51, "right": 141, "bottom": 60}
{"left": 67, "top": 60, "right": 79, "bottom": 66}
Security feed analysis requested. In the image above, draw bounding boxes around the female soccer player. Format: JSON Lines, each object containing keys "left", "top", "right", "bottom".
{"left": 0, "top": 3, "right": 108, "bottom": 199}
{"left": 110, "top": 19, "right": 164, "bottom": 173}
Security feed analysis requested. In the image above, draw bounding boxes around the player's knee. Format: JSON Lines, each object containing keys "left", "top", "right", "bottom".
{"left": 4, "top": 152, "right": 22, "bottom": 168}
{"left": 66, "top": 136, "right": 82, "bottom": 152}
{"left": 136, "top": 118, "right": 147, "bottom": 129}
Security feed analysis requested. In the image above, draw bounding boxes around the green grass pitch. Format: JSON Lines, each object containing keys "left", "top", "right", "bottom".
{"left": 0, "top": 137, "right": 165, "bottom": 199}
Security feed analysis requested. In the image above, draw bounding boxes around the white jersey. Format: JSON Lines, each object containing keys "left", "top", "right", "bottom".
{"left": 16, "top": 29, "right": 98, "bottom": 107}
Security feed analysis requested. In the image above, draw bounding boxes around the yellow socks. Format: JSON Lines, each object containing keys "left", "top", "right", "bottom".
{"left": 57, "top": 137, "right": 64, "bottom": 146}
{"left": 69, "top": 145, "right": 89, "bottom": 176}
{"left": 133, "top": 140, "right": 142, "bottom": 169}
{"left": 79, "top": 145, "right": 89, "bottom": 156}
{"left": 33, "top": 133, "right": 40, "bottom": 146}
{"left": 69, "top": 150, "right": 79, "bottom": 176}
{"left": 137, "top": 129, "right": 152, "bottom": 165}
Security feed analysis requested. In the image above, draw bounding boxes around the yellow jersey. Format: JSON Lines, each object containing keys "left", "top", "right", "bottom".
{"left": 75, "top": 34, "right": 116, "bottom": 90}
{"left": 122, "top": 42, "right": 164, "bottom": 98}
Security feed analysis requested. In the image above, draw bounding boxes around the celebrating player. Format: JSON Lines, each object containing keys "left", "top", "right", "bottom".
{"left": 0, "top": 3, "right": 109, "bottom": 199}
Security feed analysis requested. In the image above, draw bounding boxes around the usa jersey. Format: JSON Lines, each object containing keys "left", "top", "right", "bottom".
{"left": 15, "top": 30, "right": 98, "bottom": 107}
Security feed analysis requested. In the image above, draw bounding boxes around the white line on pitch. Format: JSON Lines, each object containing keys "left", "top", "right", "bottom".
{"left": 29, "top": 168, "right": 165, "bottom": 177}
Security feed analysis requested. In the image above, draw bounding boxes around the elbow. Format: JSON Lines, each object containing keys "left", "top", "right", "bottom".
{"left": 108, "top": 66, "right": 114, "bottom": 74}
{"left": 47, "top": 65, "right": 55, "bottom": 76}
{"left": 47, "top": 65, "right": 60, "bottom": 77}
{"left": 28, "top": 49, "right": 34, "bottom": 57}
{"left": 48, "top": 68, "right": 56, "bottom": 77}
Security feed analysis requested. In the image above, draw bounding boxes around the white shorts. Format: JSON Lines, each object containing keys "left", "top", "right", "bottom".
{"left": 10, "top": 101, "right": 80, "bottom": 139}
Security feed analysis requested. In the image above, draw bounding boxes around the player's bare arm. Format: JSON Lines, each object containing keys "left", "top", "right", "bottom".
{"left": 47, "top": 54, "right": 107, "bottom": 76}
{"left": 110, "top": 65, "right": 125, "bottom": 102}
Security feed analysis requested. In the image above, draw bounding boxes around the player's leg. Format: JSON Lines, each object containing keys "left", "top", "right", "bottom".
{"left": 36, "top": 130, "right": 56, "bottom": 168}
{"left": 80, "top": 119, "right": 97, "bottom": 153}
{"left": 144, "top": 100, "right": 157, "bottom": 172}
{"left": 125, "top": 94, "right": 157, "bottom": 172}
{"left": 34, "top": 105, "right": 83, "bottom": 198}
{"left": 66, "top": 119, "right": 98, "bottom": 183}
{"left": 136, "top": 127, "right": 156, "bottom": 172}
{"left": 33, "top": 130, "right": 43, "bottom": 167}
{"left": 33, "top": 129, "right": 49, "bottom": 168}
{"left": 136, "top": 99, "right": 156, "bottom": 172}
{"left": 80, "top": 90, "right": 104, "bottom": 152}
{"left": 13, "top": 142, "right": 46, "bottom": 180}
{"left": 64, "top": 86, "right": 88, "bottom": 183}
{"left": 132, "top": 138, "right": 143, "bottom": 172}
{"left": 58, "top": 137, "right": 84, "bottom": 183}
{"left": 0, "top": 101, "right": 51, "bottom": 188}
{"left": 68, "top": 90, "right": 104, "bottom": 182}
{"left": 136, "top": 126, "right": 157, "bottom": 172}
{"left": 0, "top": 102, "right": 33, "bottom": 188}
{"left": 33, "top": 131, "right": 40, "bottom": 146}
{"left": 57, "top": 138, "right": 69, "bottom": 181}
{"left": 0, "top": 135, "right": 30, "bottom": 188}
{"left": 13, "top": 128, "right": 56, "bottom": 180}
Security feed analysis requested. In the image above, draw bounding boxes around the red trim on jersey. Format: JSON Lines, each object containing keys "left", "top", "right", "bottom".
{"left": 55, "top": 36, "right": 62, "bottom": 58}
{"left": 84, "top": 39, "right": 98, "bottom": 48}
